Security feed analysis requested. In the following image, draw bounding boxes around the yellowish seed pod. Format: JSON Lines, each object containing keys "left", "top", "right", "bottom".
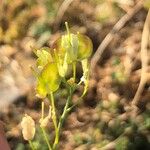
{"left": 39, "top": 117, "right": 49, "bottom": 128}
{"left": 21, "top": 114, "right": 35, "bottom": 141}
{"left": 39, "top": 106, "right": 51, "bottom": 128}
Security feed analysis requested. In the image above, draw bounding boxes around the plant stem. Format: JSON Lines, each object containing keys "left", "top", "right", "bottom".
{"left": 65, "top": 22, "right": 70, "bottom": 39}
{"left": 41, "top": 101, "right": 44, "bottom": 119}
{"left": 49, "top": 92, "right": 58, "bottom": 134}
{"left": 73, "top": 62, "right": 76, "bottom": 82}
{"left": 48, "top": 92, "right": 58, "bottom": 149}
{"left": 40, "top": 101, "right": 52, "bottom": 150}
{"left": 53, "top": 87, "right": 73, "bottom": 149}
{"left": 29, "top": 140, "right": 36, "bottom": 150}
{"left": 41, "top": 127, "right": 52, "bottom": 150}
{"left": 67, "top": 97, "right": 83, "bottom": 112}
{"left": 67, "top": 80, "right": 87, "bottom": 112}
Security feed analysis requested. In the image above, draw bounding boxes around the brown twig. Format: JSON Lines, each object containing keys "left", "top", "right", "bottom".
{"left": 101, "top": 141, "right": 116, "bottom": 150}
{"left": 54, "top": 0, "right": 75, "bottom": 30}
{"left": 132, "top": 9, "right": 150, "bottom": 106}
{"left": 90, "top": 0, "right": 143, "bottom": 73}
{"left": 100, "top": 127, "right": 129, "bottom": 150}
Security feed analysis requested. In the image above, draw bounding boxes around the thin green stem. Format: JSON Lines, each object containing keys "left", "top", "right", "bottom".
{"left": 48, "top": 92, "right": 58, "bottom": 149}
{"left": 67, "top": 97, "right": 83, "bottom": 112}
{"left": 53, "top": 87, "right": 73, "bottom": 149}
{"left": 73, "top": 62, "right": 76, "bottom": 82}
{"left": 29, "top": 140, "right": 36, "bottom": 150}
{"left": 67, "top": 84, "right": 87, "bottom": 112}
{"left": 65, "top": 22, "right": 70, "bottom": 39}
{"left": 49, "top": 92, "right": 58, "bottom": 132}
{"left": 41, "top": 127, "right": 52, "bottom": 150}
{"left": 77, "top": 80, "right": 82, "bottom": 86}
{"left": 40, "top": 101, "right": 52, "bottom": 150}
{"left": 41, "top": 101, "right": 44, "bottom": 119}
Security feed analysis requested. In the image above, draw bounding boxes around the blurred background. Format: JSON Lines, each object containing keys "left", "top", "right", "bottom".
{"left": 0, "top": 0, "right": 150, "bottom": 149}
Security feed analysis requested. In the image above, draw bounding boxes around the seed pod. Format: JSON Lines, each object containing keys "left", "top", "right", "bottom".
{"left": 39, "top": 106, "right": 51, "bottom": 127}
{"left": 53, "top": 33, "right": 93, "bottom": 63}
{"left": 36, "top": 63, "right": 61, "bottom": 98}
{"left": 77, "top": 34, "right": 93, "bottom": 60}
{"left": 21, "top": 114, "right": 35, "bottom": 141}
{"left": 35, "top": 47, "right": 53, "bottom": 70}
{"left": 39, "top": 117, "right": 49, "bottom": 128}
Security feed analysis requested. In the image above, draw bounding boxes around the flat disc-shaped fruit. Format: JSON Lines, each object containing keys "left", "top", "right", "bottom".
{"left": 36, "top": 63, "right": 61, "bottom": 98}
{"left": 77, "top": 34, "right": 93, "bottom": 60}
{"left": 36, "top": 77, "right": 47, "bottom": 98}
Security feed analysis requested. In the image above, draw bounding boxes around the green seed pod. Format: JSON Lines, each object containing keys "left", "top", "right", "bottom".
{"left": 53, "top": 33, "right": 93, "bottom": 63}
{"left": 53, "top": 48, "right": 68, "bottom": 77}
{"left": 36, "top": 63, "right": 61, "bottom": 98}
{"left": 35, "top": 47, "right": 53, "bottom": 70}
{"left": 77, "top": 33, "right": 93, "bottom": 60}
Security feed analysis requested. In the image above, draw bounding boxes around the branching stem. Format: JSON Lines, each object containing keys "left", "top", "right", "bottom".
{"left": 53, "top": 87, "right": 73, "bottom": 149}
{"left": 73, "top": 62, "right": 76, "bottom": 82}
{"left": 41, "top": 127, "right": 52, "bottom": 150}
{"left": 41, "top": 101, "right": 52, "bottom": 150}
{"left": 29, "top": 140, "right": 36, "bottom": 150}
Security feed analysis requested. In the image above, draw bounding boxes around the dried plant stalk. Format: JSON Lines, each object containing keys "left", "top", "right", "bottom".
{"left": 90, "top": 0, "right": 143, "bottom": 73}
{"left": 132, "top": 9, "right": 150, "bottom": 106}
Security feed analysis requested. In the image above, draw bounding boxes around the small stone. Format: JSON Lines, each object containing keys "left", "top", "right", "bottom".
{"left": 108, "top": 119, "right": 115, "bottom": 128}
{"left": 0, "top": 45, "right": 17, "bottom": 57}
{"left": 124, "top": 127, "right": 133, "bottom": 135}
{"left": 135, "top": 115, "right": 144, "bottom": 124}
{"left": 102, "top": 100, "right": 110, "bottom": 109}
{"left": 101, "top": 111, "right": 111, "bottom": 123}
{"left": 108, "top": 92, "right": 119, "bottom": 103}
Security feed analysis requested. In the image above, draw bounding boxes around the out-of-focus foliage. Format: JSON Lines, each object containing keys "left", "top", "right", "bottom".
{"left": 111, "top": 57, "right": 127, "bottom": 84}
{"left": 90, "top": 0, "right": 134, "bottom": 23}
{"left": 0, "top": 0, "right": 38, "bottom": 43}
{"left": 116, "top": 136, "right": 129, "bottom": 150}
{"left": 95, "top": 1, "right": 120, "bottom": 23}
{"left": 0, "top": 0, "right": 59, "bottom": 46}
{"left": 144, "top": 0, "right": 150, "bottom": 8}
